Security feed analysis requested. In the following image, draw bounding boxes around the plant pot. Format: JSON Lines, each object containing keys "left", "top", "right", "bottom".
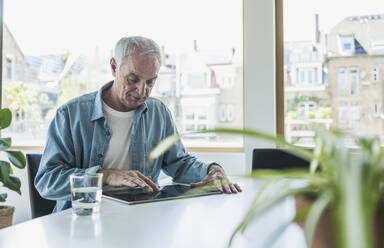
{"left": 0, "top": 205, "right": 15, "bottom": 229}
{"left": 295, "top": 195, "right": 384, "bottom": 248}
{"left": 295, "top": 195, "right": 333, "bottom": 248}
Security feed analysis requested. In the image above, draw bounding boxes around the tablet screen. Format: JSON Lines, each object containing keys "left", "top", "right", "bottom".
{"left": 102, "top": 184, "right": 221, "bottom": 205}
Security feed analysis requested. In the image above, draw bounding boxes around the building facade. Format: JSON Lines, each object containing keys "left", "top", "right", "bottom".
{"left": 326, "top": 14, "right": 384, "bottom": 138}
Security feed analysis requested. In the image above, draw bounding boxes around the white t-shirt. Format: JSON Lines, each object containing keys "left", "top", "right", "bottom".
{"left": 102, "top": 101, "right": 135, "bottom": 170}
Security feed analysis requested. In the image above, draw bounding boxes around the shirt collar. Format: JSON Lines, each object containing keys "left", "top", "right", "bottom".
{"left": 91, "top": 80, "right": 148, "bottom": 121}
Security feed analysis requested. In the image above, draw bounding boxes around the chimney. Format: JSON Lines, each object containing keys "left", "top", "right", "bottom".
{"left": 193, "top": 40, "right": 198, "bottom": 52}
{"left": 315, "top": 14, "right": 320, "bottom": 43}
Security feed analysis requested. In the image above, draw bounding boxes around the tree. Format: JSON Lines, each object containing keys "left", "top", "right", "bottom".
{"left": 2, "top": 82, "right": 48, "bottom": 137}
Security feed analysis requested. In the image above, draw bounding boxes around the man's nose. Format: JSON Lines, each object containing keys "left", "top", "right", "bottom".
{"left": 136, "top": 80, "right": 147, "bottom": 97}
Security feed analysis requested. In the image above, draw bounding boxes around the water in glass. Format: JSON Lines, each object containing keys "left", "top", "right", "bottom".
{"left": 71, "top": 186, "right": 102, "bottom": 216}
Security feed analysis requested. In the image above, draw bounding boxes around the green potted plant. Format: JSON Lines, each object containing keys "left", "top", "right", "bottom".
{"left": 149, "top": 127, "right": 384, "bottom": 248}
{"left": 0, "top": 108, "right": 26, "bottom": 229}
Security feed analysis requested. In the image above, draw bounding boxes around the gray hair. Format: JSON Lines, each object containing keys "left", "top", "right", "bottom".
{"left": 113, "top": 36, "right": 162, "bottom": 68}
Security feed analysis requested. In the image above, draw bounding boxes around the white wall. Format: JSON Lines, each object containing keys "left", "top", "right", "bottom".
{"left": 244, "top": 0, "right": 277, "bottom": 173}
{"left": 6, "top": 0, "right": 277, "bottom": 225}
{"left": 190, "top": 152, "right": 246, "bottom": 176}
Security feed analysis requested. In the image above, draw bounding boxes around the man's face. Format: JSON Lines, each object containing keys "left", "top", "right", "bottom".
{"left": 110, "top": 53, "right": 159, "bottom": 111}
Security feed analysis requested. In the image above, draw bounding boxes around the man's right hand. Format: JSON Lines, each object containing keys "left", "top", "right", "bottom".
{"left": 98, "top": 169, "right": 160, "bottom": 192}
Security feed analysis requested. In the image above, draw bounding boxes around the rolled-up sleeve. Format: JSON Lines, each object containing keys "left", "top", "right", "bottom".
{"left": 34, "top": 107, "right": 101, "bottom": 201}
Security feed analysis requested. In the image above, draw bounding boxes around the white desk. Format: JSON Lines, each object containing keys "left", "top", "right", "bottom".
{"left": 0, "top": 178, "right": 307, "bottom": 248}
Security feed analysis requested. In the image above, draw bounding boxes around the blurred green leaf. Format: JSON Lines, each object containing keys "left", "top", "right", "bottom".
{"left": 0, "top": 193, "right": 7, "bottom": 202}
{"left": 203, "top": 128, "right": 314, "bottom": 161}
{"left": 3, "top": 175, "right": 21, "bottom": 195}
{"left": 5, "top": 150, "right": 26, "bottom": 169}
{"left": 0, "top": 160, "right": 11, "bottom": 183}
{"left": 0, "top": 108, "right": 12, "bottom": 129}
{"left": 149, "top": 134, "right": 181, "bottom": 161}
{"left": 0, "top": 137, "right": 11, "bottom": 149}
{"left": 228, "top": 181, "right": 317, "bottom": 247}
{"left": 262, "top": 219, "right": 294, "bottom": 248}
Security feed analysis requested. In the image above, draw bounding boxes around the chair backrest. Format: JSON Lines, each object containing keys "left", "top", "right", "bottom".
{"left": 26, "top": 154, "right": 56, "bottom": 218}
{"left": 252, "top": 148, "right": 310, "bottom": 170}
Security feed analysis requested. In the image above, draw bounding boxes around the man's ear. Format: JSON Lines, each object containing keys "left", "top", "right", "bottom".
{"left": 110, "top": 58, "right": 117, "bottom": 77}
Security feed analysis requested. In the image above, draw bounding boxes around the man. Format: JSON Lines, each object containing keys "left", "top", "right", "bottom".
{"left": 35, "top": 36, "right": 241, "bottom": 212}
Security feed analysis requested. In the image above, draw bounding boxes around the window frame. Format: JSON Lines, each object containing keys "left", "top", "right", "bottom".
{"left": 0, "top": 0, "right": 246, "bottom": 153}
{"left": 275, "top": 0, "right": 284, "bottom": 137}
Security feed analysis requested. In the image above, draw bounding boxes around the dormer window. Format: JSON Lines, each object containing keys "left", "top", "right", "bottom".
{"left": 339, "top": 35, "right": 355, "bottom": 55}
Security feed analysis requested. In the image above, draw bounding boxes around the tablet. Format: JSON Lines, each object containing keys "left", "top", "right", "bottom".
{"left": 102, "top": 184, "right": 222, "bottom": 205}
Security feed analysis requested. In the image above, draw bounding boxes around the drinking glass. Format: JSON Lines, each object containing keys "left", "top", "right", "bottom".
{"left": 70, "top": 173, "right": 103, "bottom": 216}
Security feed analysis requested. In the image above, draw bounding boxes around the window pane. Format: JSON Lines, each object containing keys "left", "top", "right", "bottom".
{"left": 3, "top": 0, "right": 243, "bottom": 148}
{"left": 284, "top": 0, "right": 384, "bottom": 145}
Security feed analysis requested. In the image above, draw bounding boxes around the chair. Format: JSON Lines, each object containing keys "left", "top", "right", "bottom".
{"left": 252, "top": 148, "right": 310, "bottom": 170}
{"left": 26, "top": 154, "right": 56, "bottom": 218}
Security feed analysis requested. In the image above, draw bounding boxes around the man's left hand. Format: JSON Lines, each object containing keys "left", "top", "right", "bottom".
{"left": 190, "top": 165, "right": 242, "bottom": 194}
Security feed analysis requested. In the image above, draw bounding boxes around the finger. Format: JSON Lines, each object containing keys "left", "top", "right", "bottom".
{"left": 213, "top": 180, "right": 224, "bottom": 193}
{"left": 117, "top": 177, "right": 138, "bottom": 188}
{"left": 229, "top": 184, "right": 238, "bottom": 194}
{"left": 222, "top": 183, "right": 231, "bottom": 194}
{"left": 136, "top": 172, "right": 160, "bottom": 191}
{"left": 132, "top": 178, "right": 153, "bottom": 192}
{"left": 234, "top": 184, "right": 242, "bottom": 192}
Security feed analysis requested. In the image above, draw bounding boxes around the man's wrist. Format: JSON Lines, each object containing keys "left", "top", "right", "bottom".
{"left": 207, "top": 163, "right": 222, "bottom": 173}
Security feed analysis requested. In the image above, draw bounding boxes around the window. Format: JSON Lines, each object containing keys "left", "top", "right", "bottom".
{"left": 219, "top": 104, "right": 235, "bottom": 122}
{"left": 343, "top": 43, "right": 352, "bottom": 50}
{"left": 227, "top": 104, "right": 234, "bottom": 122}
{"left": 219, "top": 105, "right": 227, "bottom": 122}
{"left": 338, "top": 69, "right": 347, "bottom": 89}
{"left": 185, "top": 111, "right": 195, "bottom": 120}
{"left": 3, "top": 0, "right": 243, "bottom": 148}
{"left": 350, "top": 69, "right": 359, "bottom": 96}
{"left": 339, "top": 35, "right": 355, "bottom": 54}
{"left": 300, "top": 70, "right": 306, "bottom": 84}
{"left": 375, "top": 103, "right": 379, "bottom": 115}
{"left": 338, "top": 106, "right": 348, "bottom": 124}
{"left": 198, "top": 111, "right": 207, "bottom": 120}
{"left": 307, "top": 70, "right": 313, "bottom": 84}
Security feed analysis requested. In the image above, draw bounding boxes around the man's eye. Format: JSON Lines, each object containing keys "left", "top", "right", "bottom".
{"left": 128, "top": 78, "right": 139, "bottom": 84}
{"left": 146, "top": 80, "right": 155, "bottom": 86}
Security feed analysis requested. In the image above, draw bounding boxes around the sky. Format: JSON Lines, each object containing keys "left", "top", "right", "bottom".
{"left": 4, "top": 0, "right": 384, "bottom": 56}
{"left": 4, "top": 0, "right": 242, "bottom": 56}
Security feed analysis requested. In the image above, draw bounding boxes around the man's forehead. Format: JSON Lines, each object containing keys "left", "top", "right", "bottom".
{"left": 123, "top": 54, "right": 159, "bottom": 78}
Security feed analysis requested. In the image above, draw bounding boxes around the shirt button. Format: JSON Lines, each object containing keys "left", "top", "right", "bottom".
{"left": 97, "top": 154, "right": 103, "bottom": 158}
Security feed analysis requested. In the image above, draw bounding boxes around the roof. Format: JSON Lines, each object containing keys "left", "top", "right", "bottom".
{"left": 327, "top": 14, "right": 384, "bottom": 56}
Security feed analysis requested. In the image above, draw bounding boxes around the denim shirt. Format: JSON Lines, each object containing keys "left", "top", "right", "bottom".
{"left": 35, "top": 81, "right": 211, "bottom": 212}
